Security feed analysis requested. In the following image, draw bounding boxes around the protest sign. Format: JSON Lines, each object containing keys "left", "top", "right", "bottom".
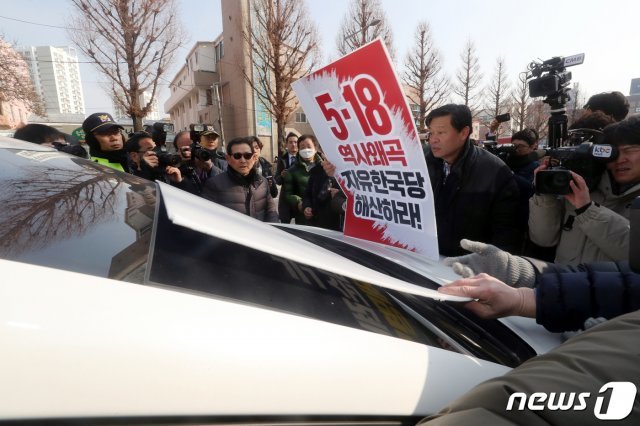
{"left": 292, "top": 39, "right": 438, "bottom": 259}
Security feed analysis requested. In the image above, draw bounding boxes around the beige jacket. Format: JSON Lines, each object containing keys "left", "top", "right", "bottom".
{"left": 528, "top": 172, "right": 640, "bottom": 265}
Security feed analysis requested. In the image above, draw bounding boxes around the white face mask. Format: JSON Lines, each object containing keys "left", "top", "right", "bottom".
{"left": 299, "top": 148, "right": 315, "bottom": 159}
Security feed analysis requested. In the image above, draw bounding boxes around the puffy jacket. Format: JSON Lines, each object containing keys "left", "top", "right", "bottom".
{"left": 426, "top": 141, "right": 521, "bottom": 256}
{"left": 528, "top": 172, "right": 640, "bottom": 264}
{"left": 202, "top": 169, "right": 278, "bottom": 222}
{"left": 281, "top": 154, "right": 323, "bottom": 225}
{"left": 530, "top": 261, "right": 640, "bottom": 332}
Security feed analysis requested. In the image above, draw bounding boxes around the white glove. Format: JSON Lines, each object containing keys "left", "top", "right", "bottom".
{"left": 444, "top": 239, "right": 536, "bottom": 288}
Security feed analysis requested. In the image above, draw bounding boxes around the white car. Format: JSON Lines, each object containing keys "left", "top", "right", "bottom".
{"left": 0, "top": 137, "right": 561, "bottom": 424}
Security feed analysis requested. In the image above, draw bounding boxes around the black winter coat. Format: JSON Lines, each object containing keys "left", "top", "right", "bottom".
{"left": 426, "top": 141, "right": 521, "bottom": 256}
{"left": 302, "top": 165, "right": 345, "bottom": 231}
{"left": 533, "top": 261, "right": 640, "bottom": 332}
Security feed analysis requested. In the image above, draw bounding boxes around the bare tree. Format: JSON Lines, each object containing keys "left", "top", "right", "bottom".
{"left": 402, "top": 22, "right": 449, "bottom": 133}
{"left": 336, "top": 0, "right": 394, "bottom": 59}
{"left": 68, "top": 0, "right": 185, "bottom": 130}
{"left": 526, "top": 100, "right": 549, "bottom": 142}
{"left": 484, "top": 57, "right": 511, "bottom": 121}
{"left": 0, "top": 36, "right": 44, "bottom": 117}
{"left": 452, "top": 39, "right": 483, "bottom": 115}
{"left": 511, "top": 71, "right": 530, "bottom": 132}
{"left": 567, "top": 82, "right": 586, "bottom": 127}
{"left": 244, "top": 0, "right": 320, "bottom": 153}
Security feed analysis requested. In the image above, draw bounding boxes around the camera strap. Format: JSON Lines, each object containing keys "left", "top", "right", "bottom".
{"left": 562, "top": 215, "right": 575, "bottom": 231}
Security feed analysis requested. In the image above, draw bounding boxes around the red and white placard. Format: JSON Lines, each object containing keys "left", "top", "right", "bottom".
{"left": 292, "top": 39, "right": 438, "bottom": 260}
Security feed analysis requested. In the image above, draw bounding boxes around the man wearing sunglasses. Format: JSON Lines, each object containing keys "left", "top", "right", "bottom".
{"left": 202, "top": 137, "right": 279, "bottom": 222}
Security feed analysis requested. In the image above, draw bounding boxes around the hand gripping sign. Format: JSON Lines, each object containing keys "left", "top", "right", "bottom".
{"left": 293, "top": 39, "right": 438, "bottom": 260}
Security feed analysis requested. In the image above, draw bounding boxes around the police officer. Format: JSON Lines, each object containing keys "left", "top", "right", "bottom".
{"left": 82, "top": 112, "right": 128, "bottom": 171}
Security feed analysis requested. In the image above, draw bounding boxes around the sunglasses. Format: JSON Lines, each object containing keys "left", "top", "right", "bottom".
{"left": 230, "top": 152, "right": 254, "bottom": 160}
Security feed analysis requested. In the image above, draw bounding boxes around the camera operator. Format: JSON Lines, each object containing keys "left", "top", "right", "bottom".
{"left": 485, "top": 119, "right": 499, "bottom": 141}
{"left": 529, "top": 113, "right": 640, "bottom": 264}
{"left": 505, "top": 128, "right": 540, "bottom": 183}
{"left": 584, "top": 91, "right": 630, "bottom": 122}
{"left": 170, "top": 130, "right": 222, "bottom": 196}
{"left": 13, "top": 123, "right": 88, "bottom": 158}
{"left": 124, "top": 131, "right": 183, "bottom": 185}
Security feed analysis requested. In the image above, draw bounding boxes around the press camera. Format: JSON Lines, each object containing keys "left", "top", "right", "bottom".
{"left": 535, "top": 129, "right": 617, "bottom": 195}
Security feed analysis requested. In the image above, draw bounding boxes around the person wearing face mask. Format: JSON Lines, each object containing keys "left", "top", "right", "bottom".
{"left": 282, "top": 134, "right": 324, "bottom": 225}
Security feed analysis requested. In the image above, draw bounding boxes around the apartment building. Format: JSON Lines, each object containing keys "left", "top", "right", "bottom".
{"left": 19, "top": 46, "right": 85, "bottom": 118}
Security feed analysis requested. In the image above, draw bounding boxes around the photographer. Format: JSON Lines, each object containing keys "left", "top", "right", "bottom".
{"left": 584, "top": 91, "right": 629, "bottom": 122}
{"left": 169, "top": 130, "right": 222, "bottom": 196}
{"left": 528, "top": 114, "right": 640, "bottom": 264}
{"left": 505, "top": 128, "right": 540, "bottom": 183}
{"left": 125, "top": 131, "right": 182, "bottom": 185}
{"left": 13, "top": 123, "right": 88, "bottom": 158}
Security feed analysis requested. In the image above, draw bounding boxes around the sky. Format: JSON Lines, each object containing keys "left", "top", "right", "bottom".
{"left": 1, "top": 0, "right": 639, "bottom": 117}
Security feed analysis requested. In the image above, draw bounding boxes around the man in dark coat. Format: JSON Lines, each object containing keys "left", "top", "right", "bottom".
{"left": 202, "top": 137, "right": 278, "bottom": 223}
{"left": 274, "top": 132, "right": 299, "bottom": 223}
{"left": 425, "top": 104, "right": 521, "bottom": 256}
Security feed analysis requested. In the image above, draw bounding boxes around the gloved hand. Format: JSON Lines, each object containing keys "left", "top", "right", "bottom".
{"left": 562, "top": 317, "right": 608, "bottom": 342}
{"left": 443, "top": 239, "right": 536, "bottom": 288}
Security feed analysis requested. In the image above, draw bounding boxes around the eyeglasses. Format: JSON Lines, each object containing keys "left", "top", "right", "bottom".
{"left": 180, "top": 147, "right": 191, "bottom": 153}
{"left": 231, "top": 152, "right": 254, "bottom": 160}
{"left": 513, "top": 144, "right": 530, "bottom": 151}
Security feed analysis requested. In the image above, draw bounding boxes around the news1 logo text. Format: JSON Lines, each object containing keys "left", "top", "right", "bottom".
{"left": 506, "top": 382, "right": 637, "bottom": 420}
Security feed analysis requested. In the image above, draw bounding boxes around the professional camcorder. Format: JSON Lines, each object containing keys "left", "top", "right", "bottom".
{"left": 535, "top": 129, "right": 617, "bottom": 195}
{"left": 483, "top": 141, "right": 516, "bottom": 161}
{"left": 526, "top": 53, "right": 610, "bottom": 195}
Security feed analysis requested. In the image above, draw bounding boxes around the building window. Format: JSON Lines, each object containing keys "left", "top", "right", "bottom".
{"left": 215, "top": 41, "right": 224, "bottom": 62}
{"left": 295, "top": 112, "right": 308, "bottom": 123}
{"left": 206, "top": 89, "right": 213, "bottom": 105}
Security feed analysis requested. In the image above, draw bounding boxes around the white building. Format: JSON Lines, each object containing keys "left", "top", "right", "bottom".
{"left": 164, "top": 40, "right": 219, "bottom": 133}
{"left": 113, "top": 91, "right": 162, "bottom": 123}
{"left": 18, "top": 46, "right": 85, "bottom": 117}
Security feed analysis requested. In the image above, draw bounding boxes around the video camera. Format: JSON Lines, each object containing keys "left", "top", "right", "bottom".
{"left": 483, "top": 141, "right": 516, "bottom": 161}
{"left": 535, "top": 129, "right": 617, "bottom": 195}
{"left": 526, "top": 53, "right": 604, "bottom": 195}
